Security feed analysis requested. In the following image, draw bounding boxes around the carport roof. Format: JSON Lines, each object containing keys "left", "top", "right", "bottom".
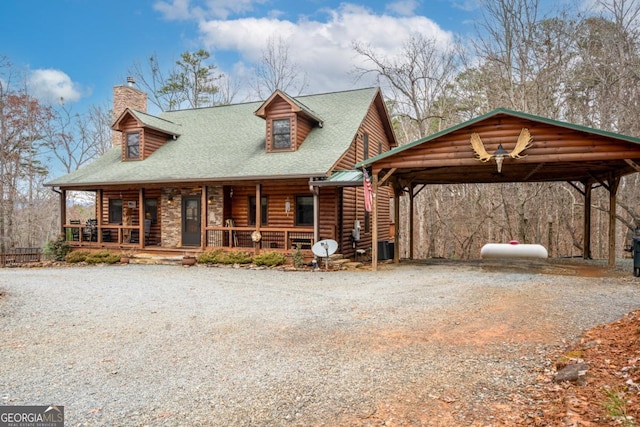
{"left": 357, "top": 108, "right": 640, "bottom": 185}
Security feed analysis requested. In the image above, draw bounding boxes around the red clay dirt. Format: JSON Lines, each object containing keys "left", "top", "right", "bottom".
{"left": 342, "top": 260, "right": 640, "bottom": 426}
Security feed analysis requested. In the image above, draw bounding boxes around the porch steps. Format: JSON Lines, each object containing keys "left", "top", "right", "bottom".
{"left": 343, "top": 261, "right": 365, "bottom": 269}
{"left": 329, "top": 254, "right": 366, "bottom": 270}
{"left": 331, "top": 258, "right": 351, "bottom": 267}
{"left": 128, "top": 253, "right": 184, "bottom": 265}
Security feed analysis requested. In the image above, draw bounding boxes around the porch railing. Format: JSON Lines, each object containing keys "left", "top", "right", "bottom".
{"left": 64, "top": 223, "right": 144, "bottom": 247}
{"left": 64, "top": 223, "right": 315, "bottom": 251}
{"left": 205, "top": 226, "right": 314, "bottom": 250}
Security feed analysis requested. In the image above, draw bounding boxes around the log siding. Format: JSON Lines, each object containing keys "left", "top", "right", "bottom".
{"left": 57, "top": 88, "right": 397, "bottom": 262}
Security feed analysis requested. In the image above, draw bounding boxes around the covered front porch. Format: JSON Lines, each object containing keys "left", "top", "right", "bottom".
{"left": 58, "top": 180, "right": 323, "bottom": 256}
{"left": 64, "top": 221, "right": 314, "bottom": 254}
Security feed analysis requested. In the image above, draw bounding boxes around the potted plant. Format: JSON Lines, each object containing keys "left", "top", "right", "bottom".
{"left": 182, "top": 254, "right": 197, "bottom": 266}
{"left": 120, "top": 251, "right": 134, "bottom": 264}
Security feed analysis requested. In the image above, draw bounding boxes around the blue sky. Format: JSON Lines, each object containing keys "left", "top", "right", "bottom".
{"left": 0, "top": 0, "right": 488, "bottom": 110}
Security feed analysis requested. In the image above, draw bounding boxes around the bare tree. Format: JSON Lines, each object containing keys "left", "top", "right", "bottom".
{"left": 470, "top": 0, "right": 578, "bottom": 118}
{"left": 128, "top": 53, "right": 182, "bottom": 112}
{"left": 85, "top": 102, "right": 114, "bottom": 157}
{"left": 354, "top": 33, "right": 463, "bottom": 139}
{"left": 564, "top": 1, "right": 640, "bottom": 134}
{"left": 41, "top": 101, "right": 112, "bottom": 174}
{"left": 474, "top": 0, "right": 543, "bottom": 111}
{"left": 252, "top": 36, "right": 308, "bottom": 99}
{"left": 215, "top": 74, "right": 239, "bottom": 105}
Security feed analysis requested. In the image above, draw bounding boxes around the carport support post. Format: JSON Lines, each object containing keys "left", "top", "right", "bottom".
{"left": 608, "top": 176, "right": 620, "bottom": 267}
{"left": 583, "top": 181, "right": 592, "bottom": 260}
{"left": 409, "top": 184, "right": 415, "bottom": 260}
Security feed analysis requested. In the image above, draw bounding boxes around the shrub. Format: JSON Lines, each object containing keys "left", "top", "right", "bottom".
{"left": 254, "top": 251, "right": 287, "bottom": 267}
{"left": 292, "top": 244, "right": 305, "bottom": 268}
{"left": 84, "top": 251, "right": 121, "bottom": 264}
{"left": 197, "top": 250, "right": 253, "bottom": 265}
{"left": 197, "top": 250, "right": 223, "bottom": 264}
{"left": 65, "top": 250, "right": 90, "bottom": 263}
{"left": 221, "top": 251, "right": 253, "bottom": 265}
{"left": 43, "top": 234, "right": 71, "bottom": 261}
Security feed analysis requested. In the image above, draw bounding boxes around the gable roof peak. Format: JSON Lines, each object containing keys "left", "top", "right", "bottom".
{"left": 112, "top": 107, "right": 182, "bottom": 137}
{"left": 254, "top": 89, "right": 323, "bottom": 125}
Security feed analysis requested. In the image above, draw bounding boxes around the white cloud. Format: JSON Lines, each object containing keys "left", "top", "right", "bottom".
{"left": 385, "top": 0, "right": 420, "bottom": 16}
{"left": 198, "top": 3, "right": 454, "bottom": 95}
{"left": 451, "top": 0, "right": 481, "bottom": 12}
{"left": 154, "top": 0, "right": 195, "bottom": 20}
{"left": 28, "top": 69, "right": 83, "bottom": 104}
{"left": 204, "top": 0, "right": 267, "bottom": 19}
{"left": 154, "top": 0, "right": 266, "bottom": 20}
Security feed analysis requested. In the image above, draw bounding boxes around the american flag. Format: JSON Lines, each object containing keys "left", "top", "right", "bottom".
{"left": 363, "top": 168, "right": 373, "bottom": 212}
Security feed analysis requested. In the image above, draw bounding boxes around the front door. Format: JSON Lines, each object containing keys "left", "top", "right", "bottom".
{"left": 182, "top": 196, "right": 201, "bottom": 246}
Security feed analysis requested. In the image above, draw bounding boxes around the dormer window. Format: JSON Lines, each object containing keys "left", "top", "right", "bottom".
{"left": 272, "top": 118, "right": 291, "bottom": 149}
{"left": 113, "top": 108, "right": 181, "bottom": 161}
{"left": 255, "top": 90, "right": 323, "bottom": 153}
{"left": 126, "top": 132, "right": 140, "bottom": 159}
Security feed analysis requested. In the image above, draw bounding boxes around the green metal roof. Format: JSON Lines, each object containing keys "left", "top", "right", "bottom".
{"left": 357, "top": 107, "right": 640, "bottom": 168}
{"left": 311, "top": 170, "right": 363, "bottom": 187}
{"left": 47, "top": 87, "right": 380, "bottom": 188}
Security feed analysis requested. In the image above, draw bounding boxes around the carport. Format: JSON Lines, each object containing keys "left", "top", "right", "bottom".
{"left": 357, "top": 108, "right": 640, "bottom": 271}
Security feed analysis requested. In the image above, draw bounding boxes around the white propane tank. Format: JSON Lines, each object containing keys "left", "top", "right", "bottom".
{"left": 480, "top": 242, "right": 548, "bottom": 259}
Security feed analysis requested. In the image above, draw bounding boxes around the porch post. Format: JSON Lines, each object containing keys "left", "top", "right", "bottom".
{"left": 60, "top": 189, "right": 67, "bottom": 235}
{"left": 371, "top": 173, "right": 379, "bottom": 272}
{"left": 139, "top": 188, "right": 145, "bottom": 249}
{"left": 255, "top": 184, "right": 262, "bottom": 255}
{"left": 97, "top": 190, "right": 103, "bottom": 243}
{"left": 200, "top": 187, "right": 206, "bottom": 250}
{"left": 393, "top": 181, "right": 400, "bottom": 264}
{"left": 311, "top": 186, "right": 320, "bottom": 244}
{"left": 608, "top": 175, "right": 620, "bottom": 267}
{"left": 583, "top": 181, "right": 592, "bottom": 260}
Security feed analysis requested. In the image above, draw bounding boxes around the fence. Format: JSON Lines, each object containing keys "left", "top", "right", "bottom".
{"left": 0, "top": 247, "right": 42, "bottom": 267}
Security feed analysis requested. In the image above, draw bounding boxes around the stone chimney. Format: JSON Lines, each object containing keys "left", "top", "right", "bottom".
{"left": 112, "top": 77, "right": 147, "bottom": 147}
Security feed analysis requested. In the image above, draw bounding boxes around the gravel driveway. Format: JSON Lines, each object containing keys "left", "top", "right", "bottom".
{"left": 1, "top": 261, "right": 639, "bottom": 426}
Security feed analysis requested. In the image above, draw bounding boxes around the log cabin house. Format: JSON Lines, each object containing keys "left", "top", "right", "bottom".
{"left": 45, "top": 82, "right": 398, "bottom": 260}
